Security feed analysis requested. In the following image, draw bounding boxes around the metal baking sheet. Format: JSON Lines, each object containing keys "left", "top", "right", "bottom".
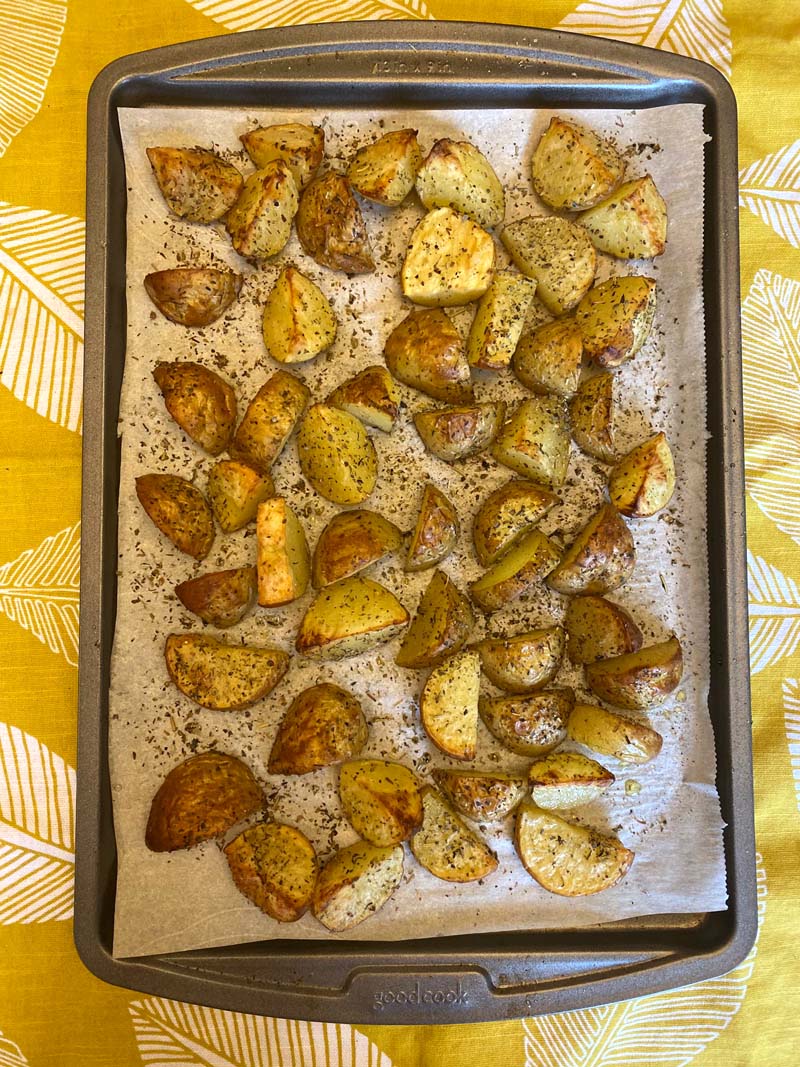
{"left": 76, "top": 21, "right": 756, "bottom": 1024}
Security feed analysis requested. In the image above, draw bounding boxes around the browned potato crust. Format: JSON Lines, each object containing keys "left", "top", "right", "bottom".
{"left": 469, "top": 528, "right": 561, "bottom": 614}
{"left": 164, "top": 634, "right": 290, "bottom": 711}
{"left": 240, "top": 123, "right": 324, "bottom": 189}
{"left": 347, "top": 128, "right": 422, "bottom": 206}
{"left": 565, "top": 595, "right": 643, "bottom": 664}
{"left": 312, "top": 509, "right": 403, "bottom": 588}
{"left": 327, "top": 365, "right": 400, "bottom": 433}
{"left": 144, "top": 268, "right": 241, "bottom": 327}
{"left": 395, "top": 569, "right": 474, "bottom": 669}
{"left": 296, "top": 171, "right": 375, "bottom": 274}
{"left": 206, "top": 460, "right": 274, "bottom": 533}
{"left": 410, "top": 787, "right": 498, "bottom": 882}
{"left": 268, "top": 683, "right": 368, "bottom": 775}
{"left": 432, "top": 769, "right": 527, "bottom": 821}
{"left": 479, "top": 688, "right": 574, "bottom": 756}
{"left": 414, "top": 402, "right": 506, "bottom": 463}
{"left": 384, "top": 307, "right": 473, "bottom": 404}
{"left": 225, "top": 161, "right": 299, "bottom": 260}
{"left": 224, "top": 821, "right": 318, "bottom": 922}
{"left": 567, "top": 703, "right": 663, "bottom": 764}
{"left": 585, "top": 636, "right": 683, "bottom": 710}
{"left": 608, "top": 432, "right": 676, "bottom": 518}
{"left": 175, "top": 565, "right": 257, "bottom": 629}
{"left": 474, "top": 626, "right": 565, "bottom": 693}
{"left": 339, "top": 759, "right": 423, "bottom": 846}
{"left": 472, "top": 480, "right": 559, "bottom": 567}
{"left": 569, "top": 371, "right": 617, "bottom": 464}
{"left": 296, "top": 576, "right": 409, "bottom": 660}
{"left": 153, "top": 361, "right": 237, "bottom": 455}
{"left": 547, "top": 504, "right": 634, "bottom": 595}
{"left": 146, "top": 147, "right": 243, "bottom": 223}
{"left": 512, "top": 319, "right": 583, "bottom": 399}
{"left": 135, "top": 473, "right": 214, "bottom": 561}
{"left": 312, "top": 841, "right": 404, "bottom": 931}
{"left": 230, "top": 369, "right": 310, "bottom": 474}
{"left": 406, "top": 483, "right": 459, "bottom": 572}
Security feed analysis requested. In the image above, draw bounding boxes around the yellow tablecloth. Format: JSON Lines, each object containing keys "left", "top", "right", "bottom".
{"left": 0, "top": 0, "right": 796, "bottom": 1062}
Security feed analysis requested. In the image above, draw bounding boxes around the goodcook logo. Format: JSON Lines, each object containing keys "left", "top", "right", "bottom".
{"left": 372, "top": 980, "right": 469, "bottom": 1011}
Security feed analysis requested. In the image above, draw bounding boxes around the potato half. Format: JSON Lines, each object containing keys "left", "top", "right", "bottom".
{"left": 395, "top": 569, "right": 474, "bottom": 669}
{"left": 231, "top": 369, "right": 310, "bottom": 474}
{"left": 472, "top": 480, "right": 559, "bottom": 567}
{"left": 470, "top": 528, "right": 561, "bottom": 614}
{"left": 406, "top": 483, "right": 459, "bottom": 572}
{"left": 206, "top": 460, "right": 275, "bottom": 533}
{"left": 466, "top": 271, "right": 537, "bottom": 371}
{"left": 585, "top": 636, "right": 683, "bottom": 710}
{"left": 268, "top": 683, "right": 368, "bottom": 775}
{"left": 565, "top": 595, "right": 643, "bottom": 664}
{"left": 410, "top": 788, "right": 498, "bottom": 882}
{"left": 224, "top": 821, "right": 318, "bottom": 922}
{"left": 240, "top": 122, "right": 324, "bottom": 189}
{"left": 579, "top": 175, "right": 667, "bottom": 259}
{"left": 491, "top": 396, "right": 571, "bottom": 489}
{"left": 261, "top": 266, "right": 337, "bottom": 364}
{"left": 416, "top": 138, "right": 505, "bottom": 228}
{"left": 144, "top": 268, "right": 241, "bottom": 327}
{"left": 547, "top": 504, "right": 635, "bottom": 595}
{"left": 432, "top": 769, "right": 527, "bottom": 821}
{"left": 479, "top": 689, "right": 574, "bottom": 756}
{"left": 414, "top": 402, "right": 506, "bottom": 463}
{"left": 576, "top": 276, "right": 657, "bottom": 369}
{"left": 474, "top": 625, "right": 565, "bottom": 693}
{"left": 609, "top": 432, "right": 676, "bottom": 517}
{"left": 135, "top": 473, "right": 214, "bottom": 561}
{"left": 297, "top": 403, "right": 378, "bottom": 506}
{"left": 501, "top": 216, "right": 596, "bottom": 315}
{"left": 569, "top": 371, "right": 617, "bottom": 464}
{"left": 531, "top": 116, "right": 625, "bottom": 211}
{"left": 226, "top": 160, "right": 299, "bottom": 260}
{"left": 528, "top": 752, "right": 615, "bottom": 810}
{"left": 402, "top": 207, "right": 495, "bottom": 307}
{"left": 256, "top": 498, "right": 310, "bottom": 607}
{"left": 312, "top": 509, "right": 403, "bottom": 588}
{"left": 312, "top": 841, "right": 404, "bottom": 932}
{"left": 146, "top": 146, "right": 243, "bottom": 223}
{"left": 347, "top": 128, "right": 422, "bottom": 206}
{"left": 153, "top": 360, "right": 237, "bottom": 455}
{"left": 420, "top": 650, "right": 481, "bottom": 760}
{"left": 339, "top": 759, "right": 423, "bottom": 846}
{"left": 327, "top": 365, "right": 400, "bottom": 432}
{"left": 296, "top": 171, "right": 375, "bottom": 274}
{"left": 164, "top": 634, "right": 290, "bottom": 711}
{"left": 512, "top": 319, "right": 583, "bottom": 399}
{"left": 175, "top": 565, "right": 257, "bottom": 629}
{"left": 296, "top": 576, "right": 409, "bottom": 660}
{"left": 567, "top": 702, "right": 663, "bottom": 764}
{"left": 384, "top": 307, "right": 473, "bottom": 404}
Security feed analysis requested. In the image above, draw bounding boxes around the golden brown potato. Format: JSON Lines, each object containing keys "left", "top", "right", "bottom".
{"left": 395, "top": 569, "right": 474, "bottom": 669}
{"left": 175, "top": 565, "right": 257, "bottom": 628}
{"left": 145, "top": 751, "right": 264, "bottom": 853}
{"left": 420, "top": 649, "right": 481, "bottom": 761}
{"left": 206, "top": 460, "right": 274, "bottom": 533}
{"left": 579, "top": 175, "right": 667, "bottom": 258}
{"left": 225, "top": 161, "right": 299, "bottom": 260}
{"left": 565, "top": 595, "right": 643, "bottom": 664}
{"left": 491, "top": 396, "right": 571, "bottom": 489}
{"left": 466, "top": 271, "right": 538, "bottom": 371}
{"left": 512, "top": 319, "right": 583, "bottom": 398}
{"left": 567, "top": 702, "right": 663, "bottom": 764}
{"left": 144, "top": 268, "right": 241, "bottom": 327}
{"left": 146, "top": 147, "right": 243, "bottom": 223}
{"left": 312, "top": 841, "right": 404, "bottom": 932}
{"left": 297, "top": 403, "right": 378, "bottom": 506}
{"left": 153, "top": 361, "right": 237, "bottom": 455}
{"left": 224, "top": 821, "right": 318, "bottom": 922}
{"left": 585, "top": 636, "right": 683, "bottom": 710}
{"left": 256, "top": 498, "right": 310, "bottom": 607}
{"left": 411, "top": 788, "right": 498, "bottom": 882}
{"left": 414, "top": 402, "right": 506, "bottom": 463}
{"left": 347, "top": 128, "right": 422, "bottom": 206}
{"left": 547, "top": 504, "right": 634, "bottom": 595}
{"left": 501, "top": 216, "right": 596, "bottom": 315}
{"left": 268, "top": 683, "right": 368, "bottom": 775}
{"left": 531, "top": 116, "right": 625, "bottom": 211}
{"left": 406, "top": 483, "right": 458, "bottom": 572}
{"left": 479, "top": 688, "right": 574, "bottom": 756}
{"left": 164, "top": 634, "right": 290, "bottom": 711}
{"left": 515, "top": 801, "right": 633, "bottom": 895}
{"left": 240, "top": 123, "right": 324, "bottom": 189}
{"left": 470, "top": 528, "right": 561, "bottom": 614}
{"left": 312, "top": 509, "right": 403, "bottom": 588}
{"left": 296, "top": 171, "right": 375, "bottom": 274}
{"left": 609, "top": 432, "right": 676, "bottom": 518}
{"left": 384, "top": 307, "right": 473, "bottom": 404}
{"left": 135, "top": 473, "right": 214, "bottom": 561}
{"left": 472, "top": 480, "right": 559, "bottom": 567}
{"left": 230, "top": 370, "right": 310, "bottom": 474}
{"left": 528, "top": 752, "right": 615, "bottom": 810}
{"left": 415, "top": 138, "right": 505, "bottom": 228}
{"left": 261, "top": 266, "right": 337, "bottom": 364}
{"left": 339, "top": 759, "right": 423, "bottom": 846}
{"left": 569, "top": 371, "right": 617, "bottom": 464}
{"left": 576, "top": 276, "right": 657, "bottom": 369}
{"left": 327, "top": 365, "right": 400, "bottom": 433}
{"left": 474, "top": 626, "right": 565, "bottom": 693}
{"left": 296, "top": 576, "right": 409, "bottom": 660}
{"left": 402, "top": 207, "right": 495, "bottom": 307}
{"left": 432, "top": 769, "right": 527, "bottom": 821}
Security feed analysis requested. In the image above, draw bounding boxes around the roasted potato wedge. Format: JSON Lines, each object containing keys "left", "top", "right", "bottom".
{"left": 466, "top": 270, "right": 538, "bottom": 371}
{"left": 474, "top": 625, "right": 565, "bottom": 693}
{"left": 515, "top": 801, "right": 633, "bottom": 895}
{"left": 135, "top": 473, "right": 214, "bottom": 561}
{"left": 432, "top": 769, "right": 527, "bottom": 821}
{"left": 406, "top": 483, "right": 458, "bottom": 572}
{"left": 231, "top": 370, "right": 310, "bottom": 474}
{"left": 145, "top": 751, "right": 263, "bottom": 853}
{"left": 565, "top": 595, "right": 643, "bottom": 664}
{"left": 479, "top": 688, "right": 574, "bottom": 756}
{"left": 472, "top": 480, "right": 559, "bottom": 567}
{"left": 395, "top": 569, "right": 474, "bottom": 669}
{"left": 256, "top": 498, "right": 310, "bottom": 607}
{"left": 312, "top": 509, "right": 403, "bottom": 588}
{"left": 339, "top": 759, "right": 423, "bottom": 846}
{"left": 402, "top": 207, "right": 495, "bottom": 307}
{"left": 411, "top": 788, "right": 498, "bottom": 882}
{"left": 297, "top": 403, "right": 378, "bottom": 505}
{"left": 576, "top": 276, "right": 657, "bottom": 368}
{"left": 296, "top": 576, "right": 409, "bottom": 660}
{"left": 240, "top": 122, "right": 324, "bottom": 189}
{"left": 384, "top": 307, "right": 473, "bottom": 404}
{"left": 144, "top": 268, "right": 241, "bottom": 327}
{"left": 327, "top": 365, "right": 400, "bottom": 432}
{"left": 164, "top": 634, "right": 290, "bottom": 711}
{"left": 528, "top": 752, "right": 615, "bottom": 810}
{"left": 531, "top": 116, "right": 625, "bottom": 211}
{"left": 579, "top": 174, "right": 667, "bottom": 259}
{"left": 470, "top": 528, "right": 561, "bottom": 614}
{"left": 268, "top": 683, "right": 368, "bottom": 775}
{"left": 585, "top": 636, "right": 683, "bottom": 710}
{"left": 414, "top": 402, "right": 505, "bottom": 463}
{"left": 415, "top": 138, "right": 505, "bottom": 228}
{"left": 146, "top": 146, "right": 243, "bottom": 223}
{"left": 420, "top": 650, "right": 481, "bottom": 760}
{"left": 569, "top": 371, "right": 617, "bottom": 464}
{"left": 175, "top": 565, "right": 257, "bottom": 628}
{"left": 512, "top": 319, "right": 583, "bottom": 398}
{"left": 226, "top": 160, "right": 299, "bottom": 260}
{"left": 206, "top": 460, "right": 274, "bottom": 533}
{"left": 312, "top": 841, "right": 404, "bottom": 932}
{"left": 609, "top": 432, "right": 676, "bottom": 517}
{"left": 501, "top": 216, "right": 596, "bottom": 316}
{"left": 153, "top": 360, "right": 237, "bottom": 455}
{"left": 547, "top": 504, "right": 634, "bottom": 595}
{"left": 224, "top": 821, "right": 318, "bottom": 922}
{"left": 261, "top": 266, "right": 337, "bottom": 364}
{"left": 296, "top": 171, "right": 375, "bottom": 274}
{"left": 567, "top": 702, "right": 663, "bottom": 764}
{"left": 491, "top": 396, "right": 571, "bottom": 489}
{"left": 347, "top": 128, "right": 422, "bottom": 206}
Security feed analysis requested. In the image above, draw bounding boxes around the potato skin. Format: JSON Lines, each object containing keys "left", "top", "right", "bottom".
{"left": 402, "top": 207, "right": 495, "bottom": 307}
{"left": 547, "top": 504, "right": 635, "bottom": 595}
{"left": 164, "top": 634, "right": 290, "bottom": 711}
{"left": 585, "top": 636, "right": 683, "bottom": 710}
{"left": 268, "top": 683, "right": 368, "bottom": 775}
{"left": 512, "top": 319, "right": 583, "bottom": 399}
{"left": 414, "top": 402, "right": 505, "bottom": 463}
{"left": 297, "top": 403, "right": 378, "bottom": 506}
{"left": 135, "top": 473, "right": 214, "bottom": 561}
{"left": 415, "top": 138, "right": 505, "bottom": 228}
{"left": 230, "top": 370, "right": 310, "bottom": 474}
{"left": 312, "top": 841, "right": 404, "bottom": 932}
{"left": 347, "top": 128, "right": 422, "bottom": 206}
{"left": 296, "top": 171, "right": 375, "bottom": 274}
{"left": 531, "top": 116, "right": 625, "bottom": 211}
{"left": 406, "top": 483, "right": 459, "bottom": 572}
{"left": 576, "top": 276, "right": 657, "bottom": 368}
{"left": 153, "top": 361, "right": 237, "bottom": 455}
{"left": 432, "top": 769, "right": 527, "bottom": 821}
{"left": 312, "top": 509, "right": 403, "bottom": 588}
{"left": 206, "top": 460, "right": 274, "bottom": 533}
{"left": 175, "top": 565, "right": 257, "bottom": 628}
{"left": 608, "top": 432, "right": 676, "bottom": 518}
{"left": 474, "top": 625, "right": 565, "bottom": 693}
{"left": 569, "top": 371, "right": 617, "bottom": 464}
{"left": 565, "top": 595, "right": 643, "bottom": 664}
{"left": 384, "top": 307, "right": 473, "bottom": 404}
{"left": 296, "top": 576, "right": 409, "bottom": 660}
{"left": 327, "top": 365, "right": 400, "bottom": 433}
{"left": 225, "top": 160, "right": 299, "bottom": 260}
{"left": 479, "top": 689, "right": 575, "bottom": 756}
{"left": 472, "top": 480, "right": 559, "bottom": 567}
{"left": 146, "top": 147, "right": 243, "bottom": 223}
{"left": 339, "top": 759, "right": 423, "bottom": 846}
{"left": 579, "top": 174, "right": 667, "bottom": 259}
{"left": 395, "top": 569, "right": 474, "bottom": 669}
{"left": 567, "top": 702, "right": 663, "bottom": 764}
{"left": 240, "top": 122, "right": 324, "bottom": 189}
{"left": 224, "top": 821, "right": 318, "bottom": 922}
{"left": 144, "top": 268, "right": 241, "bottom": 327}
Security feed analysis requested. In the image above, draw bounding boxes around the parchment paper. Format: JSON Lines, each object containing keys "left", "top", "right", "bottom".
{"left": 111, "top": 104, "right": 725, "bottom": 958}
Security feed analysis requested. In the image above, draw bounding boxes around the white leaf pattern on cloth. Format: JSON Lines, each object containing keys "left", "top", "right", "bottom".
{"left": 0, "top": 202, "right": 84, "bottom": 433}
{"left": 0, "top": 522, "right": 80, "bottom": 667}
{"left": 0, "top": 722, "right": 75, "bottom": 924}
{"left": 739, "top": 140, "right": 800, "bottom": 248}
{"left": 557, "top": 0, "right": 731, "bottom": 77}
{"left": 781, "top": 679, "right": 800, "bottom": 812}
{"left": 0, "top": 1028, "right": 29, "bottom": 1067}
{"left": 184, "top": 0, "right": 432, "bottom": 32}
{"left": 747, "top": 551, "right": 800, "bottom": 674}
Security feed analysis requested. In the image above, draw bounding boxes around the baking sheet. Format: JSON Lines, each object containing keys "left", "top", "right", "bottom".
{"left": 111, "top": 103, "right": 725, "bottom": 958}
